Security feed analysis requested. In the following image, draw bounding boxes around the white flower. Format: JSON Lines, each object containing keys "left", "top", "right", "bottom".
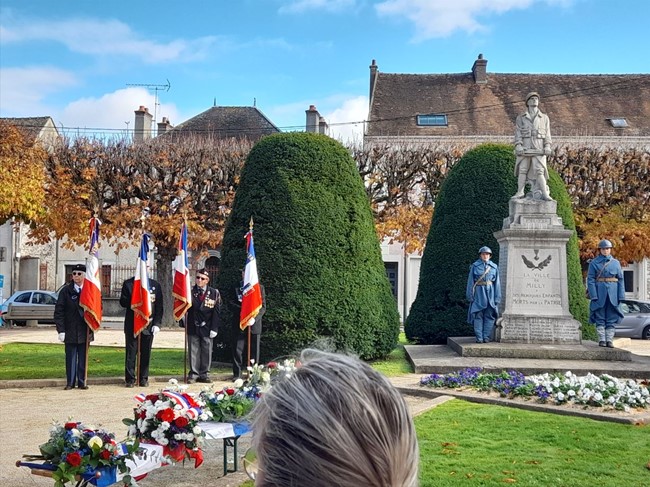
{"left": 234, "top": 379, "right": 244, "bottom": 388}
{"left": 87, "top": 436, "right": 103, "bottom": 449}
{"left": 168, "top": 378, "right": 178, "bottom": 386}
{"left": 193, "top": 426, "right": 202, "bottom": 435}
{"left": 556, "top": 392, "right": 565, "bottom": 402}
{"left": 567, "top": 390, "right": 576, "bottom": 397}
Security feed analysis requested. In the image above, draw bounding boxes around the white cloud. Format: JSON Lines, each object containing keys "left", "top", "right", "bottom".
{"left": 1, "top": 17, "right": 219, "bottom": 64}
{"left": 59, "top": 88, "right": 182, "bottom": 137}
{"left": 279, "top": 0, "right": 357, "bottom": 14}
{"left": 323, "top": 95, "right": 368, "bottom": 144}
{"left": 375, "top": 0, "right": 559, "bottom": 40}
{"left": 0, "top": 66, "right": 78, "bottom": 116}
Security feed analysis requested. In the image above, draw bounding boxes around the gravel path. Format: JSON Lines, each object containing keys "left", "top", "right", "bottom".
{"left": 0, "top": 381, "right": 437, "bottom": 487}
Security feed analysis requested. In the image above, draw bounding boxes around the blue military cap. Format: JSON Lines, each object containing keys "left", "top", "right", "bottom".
{"left": 478, "top": 246, "right": 492, "bottom": 255}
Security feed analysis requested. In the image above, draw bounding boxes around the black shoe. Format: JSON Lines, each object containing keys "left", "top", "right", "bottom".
{"left": 78, "top": 385, "right": 89, "bottom": 390}
{"left": 64, "top": 385, "right": 74, "bottom": 390}
{"left": 125, "top": 382, "right": 135, "bottom": 388}
{"left": 598, "top": 341, "right": 606, "bottom": 347}
{"left": 606, "top": 341, "right": 614, "bottom": 348}
{"left": 197, "top": 377, "right": 213, "bottom": 384}
{"left": 140, "top": 380, "right": 149, "bottom": 387}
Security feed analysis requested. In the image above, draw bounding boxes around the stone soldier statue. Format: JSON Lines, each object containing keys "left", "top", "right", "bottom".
{"left": 513, "top": 91, "right": 553, "bottom": 201}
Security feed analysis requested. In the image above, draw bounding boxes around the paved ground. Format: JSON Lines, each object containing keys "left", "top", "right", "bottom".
{"left": 1, "top": 324, "right": 649, "bottom": 486}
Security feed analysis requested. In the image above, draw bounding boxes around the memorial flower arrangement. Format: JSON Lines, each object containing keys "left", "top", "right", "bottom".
{"left": 199, "top": 359, "right": 298, "bottom": 422}
{"left": 421, "top": 368, "right": 650, "bottom": 411}
{"left": 35, "top": 420, "right": 139, "bottom": 487}
{"left": 123, "top": 379, "right": 209, "bottom": 467}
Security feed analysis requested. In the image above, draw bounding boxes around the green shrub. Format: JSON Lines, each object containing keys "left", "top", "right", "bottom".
{"left": 405, "top": 143, "right": 590, "bottom": 344}
{"left": 216, "top": 132, "right": 399, "bottom": 361}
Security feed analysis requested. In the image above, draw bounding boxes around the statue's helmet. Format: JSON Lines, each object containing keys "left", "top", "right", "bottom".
{"left": 598, "top": 239, "right": 613, "bottom": 249}
{"left": 526, "top": 91, "right": 540, "bottom": 104}
{"left": 479, "top": 246, "right": 492, "bottom": 255}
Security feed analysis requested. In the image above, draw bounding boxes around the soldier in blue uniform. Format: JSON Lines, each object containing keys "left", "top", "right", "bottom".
{"left": 587, "top": 239, "right": 624, "bottom": 348}
{"left": 466, "top": 246, "right": 501, "bottom": 343}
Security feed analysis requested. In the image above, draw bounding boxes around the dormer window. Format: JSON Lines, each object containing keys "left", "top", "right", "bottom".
{"left": 608, "top": 118, "right": 628, "bottom": 128}
{"left": 417, "top": 114, "right": 448, "bottom": 126}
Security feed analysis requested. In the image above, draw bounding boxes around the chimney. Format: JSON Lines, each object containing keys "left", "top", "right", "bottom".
{"left": 369, "top": 59, "right": 378, "bottom": 105}
{"left": 134, "top": 105, "right": 153, "bottom": 142}
{"left": 306, "top": 105, "right": 320, "bottom": 133}
{"left": 472, "top": 54, "right": 488, "bottom": 84}
{"left": 318, "top": 116, "right": 329, "bottom": 135}
{"left": 157, "top": 116, "right": 172, "bottom": 135}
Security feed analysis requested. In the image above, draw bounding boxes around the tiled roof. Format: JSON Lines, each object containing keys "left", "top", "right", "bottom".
{"left": 167, "top": 106, "right": 280, "bottom": 141}
{"left": 1, "top": 116, "right": 56, "bottom": 140}
{"left": 367, "top": 66, "right": 650, "bottom": 138}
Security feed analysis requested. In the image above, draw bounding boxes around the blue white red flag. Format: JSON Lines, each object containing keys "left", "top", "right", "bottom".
{"left": 240, "top": 228, "right": 263, "bottom": 330}
{"left": 80, "top": 217, "right": 102, "bottom": 331}
{"left": 131, "top": 234, "right": 152, "bottom": 337}
{"left": 172, "top": 222, "right": 192, "bottom": 321}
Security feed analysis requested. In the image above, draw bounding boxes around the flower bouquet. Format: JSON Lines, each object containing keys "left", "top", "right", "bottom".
{"left": 199, "top": 359, "right": 298, "bottom": 423}
{"left": 123, "top": 380, "right": 209, "bottom": 467}
{"left": 30, "top": 420, "right": 140, "bottom": 487}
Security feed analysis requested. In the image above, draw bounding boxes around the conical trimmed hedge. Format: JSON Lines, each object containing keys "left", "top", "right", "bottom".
{"left": 405, "top": 143, "right": 590, "bottom": 344}
{"left": 216, "top": 132, "right": 400, "bottom": 361}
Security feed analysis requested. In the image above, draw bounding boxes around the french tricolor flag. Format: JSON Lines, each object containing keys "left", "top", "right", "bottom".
{"left": 131, "top": 234, "right": 152, "bottom": 337}
{"left": 172, "top": 222, "right": 192, "bottom": 321}
{"left": 80, "top": 218, "right": 102, "bottom": 331}
{"left": 239, "top": 227, "right": 263, "bottom": 330}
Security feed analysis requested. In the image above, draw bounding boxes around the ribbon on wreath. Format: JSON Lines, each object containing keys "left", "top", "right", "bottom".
{"left": 162, "top": 443, "right": 203, "bottom": 468}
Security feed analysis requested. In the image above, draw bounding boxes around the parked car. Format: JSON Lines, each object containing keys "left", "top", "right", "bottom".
{"left": 616, "top": 299, "right": 650, "bottom": 340}
{"left": 0, "top": 290, "right": 58, "bottom": 326}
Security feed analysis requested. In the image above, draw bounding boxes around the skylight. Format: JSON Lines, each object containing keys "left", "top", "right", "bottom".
{"left": 608, "top": 118, "right": 628, "bottom": 128}
{"left": 417, "top": 114, "right": 448, "bottom": 127}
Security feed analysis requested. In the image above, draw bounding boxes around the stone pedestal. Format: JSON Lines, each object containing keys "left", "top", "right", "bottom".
{"left": 493, "top": 198, "right": 581, "bottom": 344}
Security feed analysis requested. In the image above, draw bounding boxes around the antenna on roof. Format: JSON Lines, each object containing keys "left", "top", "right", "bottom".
{"left": 126, "top": 79, "right": 171, "bottom": 133}
{"left": 214, "top": 97, "right": 217, "bottom": 107}
{"left": 253, "top": 97, "right": 256, "bottom": 107}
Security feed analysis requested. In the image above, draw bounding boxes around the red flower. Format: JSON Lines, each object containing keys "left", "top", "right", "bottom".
{"left": 225, "top": 388, "right": 235, "bottom": 396}
{"left": 138, "top": 411, "right": 146, "bottom": 419}
{"left": 66, "top": 452, "right": 82, "bottom": 467}
{"left": 174, "top": 417, "right": 189, "bottom": 428}
{"left": 156, "top": 408, "right": 175, "bottom": 423}
{"left": 267, "top": 361, "right": 277, "bottom": 369}
{"left": 64, "top": 422, "right": 77, "bottom": 430}
{"left": 100, "top": 449, "right": 111, "bottom": 460}
{"left": 146, "top": 394, "right": 160, "bottom": 403}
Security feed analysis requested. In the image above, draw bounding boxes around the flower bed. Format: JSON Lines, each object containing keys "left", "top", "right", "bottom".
{"left": 33, "top": 420, "right": 139, "bottom": 487}
{"left": 123, "top": 380, "right": 209, "bottom": 467}
{"left": 421, "top": 368, "right": 649, "bottom": 411}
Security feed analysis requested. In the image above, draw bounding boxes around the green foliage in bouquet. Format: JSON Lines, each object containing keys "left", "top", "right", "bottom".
{"left": 35, "top": 420, "right": 139, "bottom": 487}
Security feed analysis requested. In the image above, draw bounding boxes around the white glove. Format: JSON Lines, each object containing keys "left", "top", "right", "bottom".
{"left": 152, "top": 326, "right": 160, "bottom": 335}
{"left": 209, "top": 330, "right": 217, "bottom": 339}
{"left": 247, "top": 318, "right": 255, "bottom": 327}
{"left": 58, "top": 332, "right": 65, "bottom": 342}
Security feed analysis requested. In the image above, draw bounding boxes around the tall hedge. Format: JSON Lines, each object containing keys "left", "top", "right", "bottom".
{"left": 405, "top": 143, "right": 590, "bottom": 344}
{"left": 216, "top": 132, "right": 400, "bottom": 362}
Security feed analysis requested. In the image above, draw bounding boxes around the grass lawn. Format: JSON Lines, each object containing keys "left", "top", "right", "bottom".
{"left": 0, "top": 342, "right": 231, "bottom": 380}
{"left": 417, "top": 399, "right": 649, "bottom": 487}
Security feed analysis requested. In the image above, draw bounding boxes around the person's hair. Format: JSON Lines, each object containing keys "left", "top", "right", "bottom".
{"left": 252, "top": 349, "right": 419, "bottom": 487}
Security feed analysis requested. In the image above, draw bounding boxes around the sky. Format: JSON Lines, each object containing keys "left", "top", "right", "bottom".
{"left": 1, "top": 0, "right": 649, "bottom": 143}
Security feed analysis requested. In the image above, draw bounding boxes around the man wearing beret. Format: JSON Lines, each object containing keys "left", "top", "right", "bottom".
{"left": 54, "top": 264, "right": 93, "bottom": 390}
{"left": 184, "top": 268, "right": 221, "bottom": 383}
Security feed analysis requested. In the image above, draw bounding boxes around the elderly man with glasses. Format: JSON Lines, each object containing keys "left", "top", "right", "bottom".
{"left": 54, "top": 264, "right": 93, "bottom": 390}
{"left": 183, "top": 268, "right": 222, "bottom": 383}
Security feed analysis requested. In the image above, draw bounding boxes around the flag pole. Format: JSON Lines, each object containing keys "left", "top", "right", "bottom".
{"left": 136, "top": 211, "right": 146, "bottom": 387}
{"left": 83, "top": 213, "right": 99, "bottom": 388}
{"left": 182, "top": 216, "right": 189, "bottom": 384}
{"left": 246, "top": 218, "right": 254, "bottom": 377}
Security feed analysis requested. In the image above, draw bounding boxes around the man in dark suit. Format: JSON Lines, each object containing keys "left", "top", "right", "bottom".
{"left": 232, "top": 278, "right": 266, "bottom": 379}
{"left": 120, "top": 275, "right": 164, "bottom": 387}
{"left": 184, "top": 268, "right": 221, "bottom": 383}
{"left": 54, "top": 264, "right": 93, "bottom": 390}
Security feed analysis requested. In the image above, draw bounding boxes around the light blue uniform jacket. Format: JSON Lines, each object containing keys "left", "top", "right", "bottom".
{"left": 466, "top": 259, "right": 501, "bottom": 323}
{"left": 587, "top": 254, "right": 624, "bottom": 317}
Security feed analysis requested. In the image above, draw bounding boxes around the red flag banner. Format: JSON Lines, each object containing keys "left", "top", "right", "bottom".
{"left": 79, "top": 218, "right": 102, "bottom": 331}
{"left": 172, "top": 222, "right": 192, "bottom": 321}
{"left": 240, "top": 229, "right": 263, "bottom": 330}
{"left": 131, "top": 234, "right": 152, "bottom": 337}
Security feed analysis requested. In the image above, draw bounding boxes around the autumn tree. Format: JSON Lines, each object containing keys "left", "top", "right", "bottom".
{"left": 32, "top": 135, "right": 252, "bottom": 325}
{"left": 0, "top": 121, "right": 47, "bottom": 225}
